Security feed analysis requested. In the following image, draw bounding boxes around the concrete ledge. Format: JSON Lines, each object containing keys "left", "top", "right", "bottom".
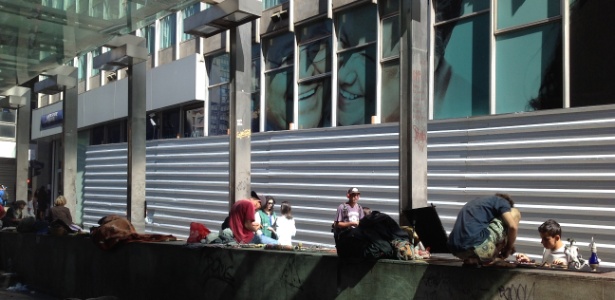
{"left": 1, "top": 232, "right": 614, "bottom": 299}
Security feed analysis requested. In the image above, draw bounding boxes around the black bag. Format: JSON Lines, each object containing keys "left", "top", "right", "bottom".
{"left": 336, "top": 211, "right": 411, "bottom": 260}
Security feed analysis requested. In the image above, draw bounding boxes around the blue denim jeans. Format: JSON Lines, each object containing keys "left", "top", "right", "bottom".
{"left": 252, "top": 234, "right": 278, "bottom": 245}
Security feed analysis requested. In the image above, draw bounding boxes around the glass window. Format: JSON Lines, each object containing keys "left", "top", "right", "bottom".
{"left": 0, "top": 109, "right": 17, "bottom": 123}
{"left": 264, "top": 33, "right": 294, "bottom": 131}
{"left": 381, "top": 62, "right": 400, "bottom": 123}
{"left": 0, "top": 108, "right": 16, "bottom": 139}
{"left": 90, "top": 126, "right": 105, "bottom": 145}
{"left": 0, "top": 124, "right": 15, "bottom": 139}
{"left": 162, "top": 108, "right": 180, "bottom": 139}
{"left": 496, "top": 22, "right": 562, "bottom": 113}
{"left": 181, "top": 3, "right": 200, "bottom": 41}
{"left": 297, "top": 21, "right": 332, "bottom": 129}
{"left": 42, "top": 0, "right": 63, "bottom": 10}
{"left": 380, "top": 0, "right": 400, "bottom": 16}
{"left": 263, "top": 0, "right": 288, "bottom": 10}
{"left": 382, "top": 16, "right": 400, "bottom": 59}
{"left": 91, "top": 0, "right": 104, "bottom": 18}
{"left": 184, "top": 105, "right": 205, "bottom": 138}
{"left": 139, "top": 24, "right": 156, "bottom": 54}
{"left": 209, "top": 85, "right": 230, "bottom": 136}
{"left": 91, "top": 48, "right": 101, "bottom": 76}
{"left": 336, "top": 5, "right": 377, "bottom": 126}
{"left": 107, "top": 121, "right": 124, "bottom": 144}
{"left": 78, "top": 54, "right": 87, "bottom": 81}
{"left": 380, "top": 1, "right": 401, "bottom": 123}
{"left": 207, "top": 53, "right": 230, "bottom": 136}
{"left": 207, "top": 54, "right": 230, "bottom": 86}
{"left": 434, "top": 13, "right": 490, "bottom": 119}
{"left": 569, "top": 0, "right": 615, "bottom": 107}
{"left": 147, "top": 113, "right": 159, "bottom": 140}
{"left": 160, "top": 13, "right": 177, "bottom": 49}
{"left": 497, "top": 0, "right": 560, "bottom": 30}
{"left": 434, "top": 0, "right": 489, "bottom": 23}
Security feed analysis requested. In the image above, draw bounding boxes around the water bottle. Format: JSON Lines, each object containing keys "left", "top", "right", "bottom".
{"left": 588, "top": 236, "right": 599, "bottom": 272}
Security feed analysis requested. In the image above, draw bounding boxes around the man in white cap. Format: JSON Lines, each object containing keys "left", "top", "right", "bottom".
{"left": 332, "top": 187, "right": 365, "bottom": 242}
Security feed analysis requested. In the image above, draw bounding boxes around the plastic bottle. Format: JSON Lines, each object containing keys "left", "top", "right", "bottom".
{"left": 589, "top": 236, "right": 599, "bottom": 271}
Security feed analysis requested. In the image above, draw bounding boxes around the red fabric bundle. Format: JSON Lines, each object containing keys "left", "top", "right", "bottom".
{"left": 187, "top": 222, "right": 211, "bottom": 243}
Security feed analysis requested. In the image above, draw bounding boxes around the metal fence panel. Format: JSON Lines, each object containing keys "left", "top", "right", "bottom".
{"left": 83, "top": 105, "right": 615, "bottom": 266}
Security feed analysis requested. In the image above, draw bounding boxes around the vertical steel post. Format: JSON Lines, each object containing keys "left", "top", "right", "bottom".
{"left": 399, "top": 0, "right": 429, "bottom": 225}
{"left": 127, "top": 59, "right": 147, "bottom": 233}
{"left": 15, "top": 89, "right": 31, "bottom": 203}
{"left": 62, "top": 68, "right": 79, "bottom": 219}
{"left": 228, "top": 22, "right": 253, "bottom": 208}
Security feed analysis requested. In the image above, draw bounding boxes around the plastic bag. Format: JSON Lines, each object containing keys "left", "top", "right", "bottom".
{"left": 187, "top": 222, "right": 211, "bottom": 243}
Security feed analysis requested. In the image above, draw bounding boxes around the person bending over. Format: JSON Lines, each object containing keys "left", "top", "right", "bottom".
{"left": 447, "top": 193, "right": 521, "bottom": 266}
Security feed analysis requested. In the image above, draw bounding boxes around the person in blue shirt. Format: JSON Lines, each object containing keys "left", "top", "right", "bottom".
{"left": 448, "top": 193, "right": 521, "bottom": 266}
{"left": 0, "top": 185, "right": 7, "bottom": 206}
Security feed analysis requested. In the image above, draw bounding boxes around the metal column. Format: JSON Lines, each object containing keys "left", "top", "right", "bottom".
{"left": 228, "top": 22, "right": 253, "bottom": 206}
{"left": 398, "top": 0, "right": 429, "bottom": 225}
{"left": 127, "top": 60, "right": 147, "bottom": 233}
{"left": 62, "top": 69, "right": 79, "bottom": 219}
{"left": 93, "top": 35, "right": 148, "bottom": 232}
{"left": 3, "top": 87, "right": 32, "bottom": 202}
{"left": 33, "top": 66, "right": 78, "bottom": 218}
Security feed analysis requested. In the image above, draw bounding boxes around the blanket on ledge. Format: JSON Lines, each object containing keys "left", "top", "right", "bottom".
{"left": 91, "top": 215, "right": 177, "bottom": 250}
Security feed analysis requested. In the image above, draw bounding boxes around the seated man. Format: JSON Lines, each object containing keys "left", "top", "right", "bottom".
{"left": 516, "top": 219, "right": 567, "bottom": 267}
{"left": 228, "top": 199, "right": 277, "bottom": 245}
{"left": 447, "top": 193, "right": 521, "bottom": 266}
{"left": 221, "top": 191, "right": 263, "bottom": 231}
{"left": 2, "top": 200, "right": 27, "bottom": 228}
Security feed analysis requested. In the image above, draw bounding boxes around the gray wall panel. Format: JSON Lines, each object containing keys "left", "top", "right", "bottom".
{"left": 294, "top": 0, "right": 330, "bottom": 24}
{"left": 179, "top": 39, "right": 199, "bottom": 59}
{"left": 82, "top": 105, "right": 615, "bottom": 267}
{"left": 157, "top": 47, "right": 175, "bottom": 66}
{"left": 149, "top": 54, "right": 206, "bottom": 111}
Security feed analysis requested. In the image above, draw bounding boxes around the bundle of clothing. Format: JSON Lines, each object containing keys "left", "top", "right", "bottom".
{"left": 335, "top": 211, "right": 430, "bottom": 260}
{"left": 91, "top": 215, "right": 177, "bottom": 250}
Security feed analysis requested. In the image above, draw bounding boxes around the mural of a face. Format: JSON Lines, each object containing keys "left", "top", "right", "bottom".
{"left": 299, "top": 38, "right": 329, "bottom": 129}
{"left": 336, "top": 5, "right": 377, "bottom": 126}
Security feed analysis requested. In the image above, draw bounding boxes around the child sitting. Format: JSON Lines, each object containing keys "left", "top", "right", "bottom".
{"left": 516, "top": 219, "right": 567, "bottom": 266}
{"left": 275, "top": 201, "right": 296, "bottom": 246}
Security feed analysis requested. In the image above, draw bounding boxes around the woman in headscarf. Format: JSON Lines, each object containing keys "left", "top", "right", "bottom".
{"left": 229, "top": 199, "right": 278, "bottom": 245}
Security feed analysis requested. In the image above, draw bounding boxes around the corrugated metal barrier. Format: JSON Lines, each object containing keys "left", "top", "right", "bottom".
{"left": 84, "top": 105, "right": 615, "bottom": 267}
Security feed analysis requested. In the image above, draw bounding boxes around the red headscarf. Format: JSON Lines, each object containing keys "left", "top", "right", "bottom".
{"left": 229, "top": 200, "right": 256, "bottom": 243}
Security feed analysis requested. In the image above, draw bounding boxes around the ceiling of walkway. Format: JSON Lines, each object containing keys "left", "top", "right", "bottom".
{"left": 0, "top": 0, "right": 197, "bottom": 96}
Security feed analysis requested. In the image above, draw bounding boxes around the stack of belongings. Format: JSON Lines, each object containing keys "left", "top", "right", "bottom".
{"left": 336, "top": 211, "right": 430, "bottom": 260}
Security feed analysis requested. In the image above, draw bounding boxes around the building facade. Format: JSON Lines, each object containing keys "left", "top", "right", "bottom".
{"left": 28, "top": 0, "right": 615, "bottom": 265}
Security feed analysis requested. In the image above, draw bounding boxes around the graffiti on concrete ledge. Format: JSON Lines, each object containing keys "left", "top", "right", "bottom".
{"left": 498, "top": 282, "right": 535, "bottom": 300}
{"left": 278, "top": 256, "right": 304, "bottom": 295}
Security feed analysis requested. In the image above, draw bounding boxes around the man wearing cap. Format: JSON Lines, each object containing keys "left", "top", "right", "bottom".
{"left": 333, "top": 187, "right": 365, "bottom": 242}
